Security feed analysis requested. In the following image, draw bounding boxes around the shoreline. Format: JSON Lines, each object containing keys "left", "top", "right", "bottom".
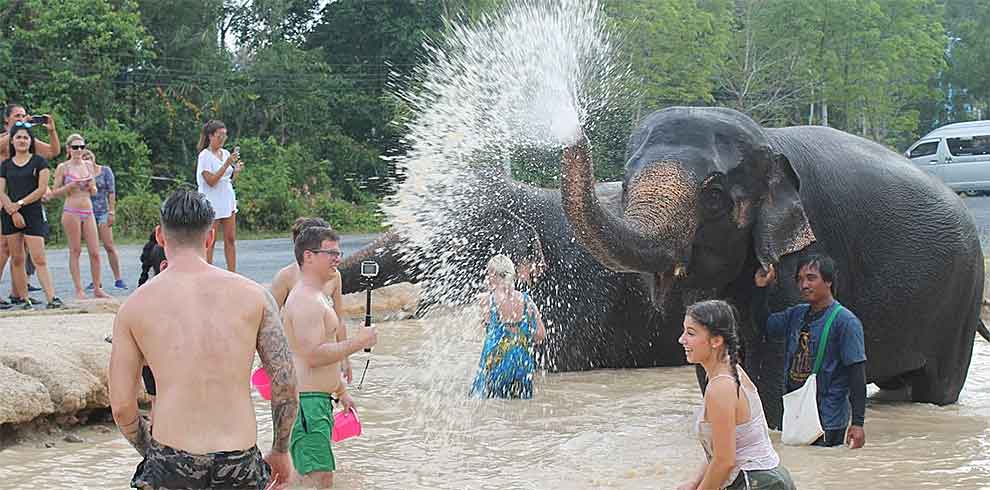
{"left": 0, "top": 283, "right": 420, "bottom": 451}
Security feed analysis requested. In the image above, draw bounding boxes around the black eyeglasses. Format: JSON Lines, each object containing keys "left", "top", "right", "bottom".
{"left": 70, "top": 144, "right": 86, "bottom": 150}
{"left": 309, "top": 249, "right": 343, "bottom": 258}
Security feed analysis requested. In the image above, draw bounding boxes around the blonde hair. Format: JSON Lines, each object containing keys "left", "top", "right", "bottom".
{"left": 81, "top": 149, "right": 96, "bottom": 164}
{"left": 486, "top": 254, "right": 516, "bottom": 287}
{"left": 65, "top": 133, "right": 84, "bottom": 154}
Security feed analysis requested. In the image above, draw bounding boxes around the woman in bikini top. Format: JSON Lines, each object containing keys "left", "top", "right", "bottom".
{"left": 47, "top": 134, "right": 110, "bottom": 300}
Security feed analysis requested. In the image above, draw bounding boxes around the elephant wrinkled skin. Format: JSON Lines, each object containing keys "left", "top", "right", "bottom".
{"left": 341, "top": 106, "right": 986, "bottom": 428}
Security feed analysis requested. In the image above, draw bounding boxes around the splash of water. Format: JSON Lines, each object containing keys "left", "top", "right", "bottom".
{"left": 385, "top": 0, "right": 617, "bottom": 290}
{"left": 380, "top": 0, "right": 622, "bottom": 440}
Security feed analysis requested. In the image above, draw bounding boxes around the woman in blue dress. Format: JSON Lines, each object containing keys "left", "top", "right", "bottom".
{"left": 471, "top": 254, "right": 547, "bottom": 399}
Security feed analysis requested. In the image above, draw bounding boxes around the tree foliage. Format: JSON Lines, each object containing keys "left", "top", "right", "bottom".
{"left": 0, "top": 0, "right": 986, "bottom": 238}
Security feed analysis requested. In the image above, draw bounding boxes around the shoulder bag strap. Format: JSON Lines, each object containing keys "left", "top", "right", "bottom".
{"left": 812, "top": 305, "right": 843, "bottom": 375}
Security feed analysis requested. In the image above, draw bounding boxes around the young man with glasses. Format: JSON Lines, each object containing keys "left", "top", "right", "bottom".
{"left": 271, "top": 217, "right": 354, "bottom": 383}
{"left": 281, "top": 226, "right": 377, "bottom": 488}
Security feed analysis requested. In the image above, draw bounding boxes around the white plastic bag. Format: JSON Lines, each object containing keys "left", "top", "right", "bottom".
{"left": 781, "top": 373, "right": 823, "bottom": 445}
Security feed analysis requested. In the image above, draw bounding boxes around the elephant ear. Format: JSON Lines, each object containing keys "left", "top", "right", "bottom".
{"left": 753, "top": 149, "right": 816, "bottom": 268}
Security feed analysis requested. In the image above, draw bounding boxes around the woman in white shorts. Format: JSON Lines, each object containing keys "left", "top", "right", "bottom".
{"left": 195, "top": 120, "right": 242, "bottom": 272}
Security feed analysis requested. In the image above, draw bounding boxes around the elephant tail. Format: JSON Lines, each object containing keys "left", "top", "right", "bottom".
{"left": 978, "top": 320, "right": 990, "bottom": 343}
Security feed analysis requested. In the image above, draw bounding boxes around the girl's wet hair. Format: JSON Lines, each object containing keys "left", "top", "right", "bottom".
{"left": 686, "top": 299, "right": 743, "bottom": 393}
{"left": 487, "top": 254, "right": 516, "bottom": 287}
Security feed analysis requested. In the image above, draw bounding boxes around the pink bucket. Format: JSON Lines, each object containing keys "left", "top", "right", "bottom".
{"left": 332, "top": 408, "right": 362, "bottom": 442}
{"left": 251, "top": 367, "right": 272, "bottom": 401}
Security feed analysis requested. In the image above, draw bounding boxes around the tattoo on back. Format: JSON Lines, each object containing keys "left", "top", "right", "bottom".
{"left": 257, "top": 289, "right": 299, "bottom": 453}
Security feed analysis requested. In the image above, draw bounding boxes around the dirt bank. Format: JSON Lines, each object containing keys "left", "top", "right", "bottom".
{"left": 0, "top": 283, "right": 420, "bottom": 449}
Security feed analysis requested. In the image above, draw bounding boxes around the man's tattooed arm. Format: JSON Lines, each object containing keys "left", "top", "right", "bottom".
{"left": 257, "top": 290, "right": 299, "bottom": 453}
{"left": 119, "top": 413, "right": 152, "bottom": 457}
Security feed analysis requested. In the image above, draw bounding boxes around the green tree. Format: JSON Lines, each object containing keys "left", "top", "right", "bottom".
{"left": 605, "top": 0, "right": 733, "bottom": 114}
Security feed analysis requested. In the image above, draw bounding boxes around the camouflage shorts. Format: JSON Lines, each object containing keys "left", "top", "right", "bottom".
{"left": 131, "top": 438, "right": 271, "bottom": 489}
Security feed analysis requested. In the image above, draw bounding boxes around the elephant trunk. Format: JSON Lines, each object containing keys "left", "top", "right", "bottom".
{"left": 561, "top": 139, "right": 688, "bottom": 282}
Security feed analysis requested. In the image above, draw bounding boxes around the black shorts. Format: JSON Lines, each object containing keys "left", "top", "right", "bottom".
{"left": 131, "top": 439, "right": 271, "bottom": 489}
{"left": 0, "top": 204, "right": 49, "bottom": 237}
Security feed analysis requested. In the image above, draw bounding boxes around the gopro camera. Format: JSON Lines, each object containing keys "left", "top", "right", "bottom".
{"left": 360, "top": 260, "right": 379, "bottom": 278}
{"left": 28, "top": 115, "right": 48, "bottom": 125}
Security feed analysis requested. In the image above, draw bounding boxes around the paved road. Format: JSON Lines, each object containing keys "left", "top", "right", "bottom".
{"left": 8, "top": 194, "right": 990, "bottom": 305}
{"left": 5, "top": 234, "right": 380, "bottom": 305}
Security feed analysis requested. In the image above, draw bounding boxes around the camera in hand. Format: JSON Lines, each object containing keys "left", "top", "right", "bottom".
{"left": 28, "top": 115, "right": 48, "bottom": 125}
{"left": 360, "top": 261, "right": 379, "bottom": 278}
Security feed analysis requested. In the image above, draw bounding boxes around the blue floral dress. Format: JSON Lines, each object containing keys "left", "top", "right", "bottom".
{"left": 470, "top": 292, "right": 537, "bottom": 399}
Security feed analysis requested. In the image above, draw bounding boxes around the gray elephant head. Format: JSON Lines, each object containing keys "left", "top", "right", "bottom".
{"left": 561, "top": 107, "right": 815, "bottom": 307}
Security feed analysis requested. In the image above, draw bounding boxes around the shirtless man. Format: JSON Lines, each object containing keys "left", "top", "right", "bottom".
{"left": 283, "top": 226, "right": 377, "bottom": 488}
{"left": 271, "top": 216, "right": 353, "bottom": 383}
{"left": 109, "top": 190, "right": 298, "bottom": 490}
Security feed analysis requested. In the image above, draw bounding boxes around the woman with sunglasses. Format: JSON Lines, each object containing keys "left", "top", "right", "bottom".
{"left": 195, "top": 120, "right": 242, "bottom": 272}
{"left": 83, "top": 149, "right": 126, "bottom": 289}
{"left": 45, "top": 134, "right": 108, "bottom": 300}
{"left": 0, "top": 124, "right": 62, "bottom": 308}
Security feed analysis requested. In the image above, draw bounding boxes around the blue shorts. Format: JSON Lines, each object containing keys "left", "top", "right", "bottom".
{"left": 94, "top": 212, "right": 110, "bottom": 225}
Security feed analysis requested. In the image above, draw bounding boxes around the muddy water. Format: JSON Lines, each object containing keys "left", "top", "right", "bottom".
{"left": 1, "top": 316, "right": 988, "bottom": 489}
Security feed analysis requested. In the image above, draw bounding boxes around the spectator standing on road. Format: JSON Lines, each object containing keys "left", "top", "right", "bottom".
{"left": 196, "top": 120, "right": 242, "bottom": 272}
{"left": 84, "top": 148, "right": 127, "bottom": 290}
{"left": 0, "top": 123, "right": 63, "bottom": 309}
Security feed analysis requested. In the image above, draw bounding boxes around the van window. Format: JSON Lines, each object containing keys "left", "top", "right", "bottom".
{"left": 910, "top": 141, "right": 939, "bottom": 158}
{"left": 947, "top": 135, "right": 990, "bottom": 157}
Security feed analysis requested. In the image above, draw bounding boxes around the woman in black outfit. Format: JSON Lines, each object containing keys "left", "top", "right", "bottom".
{"left": 0, "top": 124, "right": 62, "bottom": 308}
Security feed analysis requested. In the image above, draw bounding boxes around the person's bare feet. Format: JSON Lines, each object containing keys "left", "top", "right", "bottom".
{"left": 94, "top": 288, "right": 111, "bottom": 299}
{"left": 75, "top": 290, "right": 87, "bottom": 300}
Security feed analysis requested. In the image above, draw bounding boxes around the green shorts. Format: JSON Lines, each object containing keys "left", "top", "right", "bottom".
{"left": 290, "top": 392, "right": 336, "bottom": 475}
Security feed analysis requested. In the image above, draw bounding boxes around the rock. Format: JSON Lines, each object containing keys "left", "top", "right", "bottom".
{"left": 44, "top": 441, "right": 55, "bottom": 448}
{"left": 340, "top": 282, "right": 421, "bottom": 320}
{"left": 0, "top": 313, "right": 114, "bottom": 427}
{"left": 64, "top": 434, "right": 84, "bottom": 443}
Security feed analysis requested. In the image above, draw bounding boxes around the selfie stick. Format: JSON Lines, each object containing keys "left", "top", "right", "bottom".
{"left": 357, "top": 261, "right": 378, "bottom": 389}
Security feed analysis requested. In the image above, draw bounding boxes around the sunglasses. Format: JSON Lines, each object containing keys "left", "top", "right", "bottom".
{"left": 13, "top": 121, "right": 33, "bottom": 129}
{"left": 309, "top": 249, "right": 343, "bottom": 258}
{"left": 70, "top": 144, "right": 86, "bottom": 150}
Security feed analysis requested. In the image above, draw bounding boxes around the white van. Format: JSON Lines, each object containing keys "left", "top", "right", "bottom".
{"left": 905, "top": 120, "right": 990, "bottom": 194}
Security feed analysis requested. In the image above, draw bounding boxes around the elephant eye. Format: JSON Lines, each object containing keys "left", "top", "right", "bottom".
{"left": 703, "top": 188, "right": 725, "bottom": 210}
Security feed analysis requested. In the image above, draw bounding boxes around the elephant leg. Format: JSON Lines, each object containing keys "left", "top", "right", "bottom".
{"left": 744, "top": 335, "right": 787, "bottom": 430}
{"left": 909, "top": 314, "right": 980, "bottom": 405}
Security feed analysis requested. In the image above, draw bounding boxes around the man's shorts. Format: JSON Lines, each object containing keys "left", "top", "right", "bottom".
{"left": 94, "top": 211, "right": 110, "bottom": 225}
{"left": 130, "top": 438, "right": 271, "bottom": 489}
{"left": 291, "top": 392, "right": 336, "bottom": 475}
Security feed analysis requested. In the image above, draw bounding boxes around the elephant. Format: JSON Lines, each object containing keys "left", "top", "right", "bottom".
{"left": 338, "top": 105, "right": 988, "bottom": 428}
{"left": 338, "top": 178, "right": 694, "bottom": 372}
{"left": 560, "top": 106, "right": 987, "bottom": 426}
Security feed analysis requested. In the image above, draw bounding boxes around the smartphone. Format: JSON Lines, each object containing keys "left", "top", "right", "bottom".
{"left": 28, "top": 115, "right": 48, "bottom": 125}
{"left": 233, "top": 146, "right": 240, "bottom": 155}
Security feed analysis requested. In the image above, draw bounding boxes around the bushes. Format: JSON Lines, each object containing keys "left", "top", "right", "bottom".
{"left": 309, "top": 198, "right": 384, "bottom": 233}
{"left": 116, "top": 191, "right": 162, "bottom": 238}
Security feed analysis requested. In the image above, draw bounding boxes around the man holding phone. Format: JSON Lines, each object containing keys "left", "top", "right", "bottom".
{"left": 1, "top": 104, "right": 60, "bottom": 161}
